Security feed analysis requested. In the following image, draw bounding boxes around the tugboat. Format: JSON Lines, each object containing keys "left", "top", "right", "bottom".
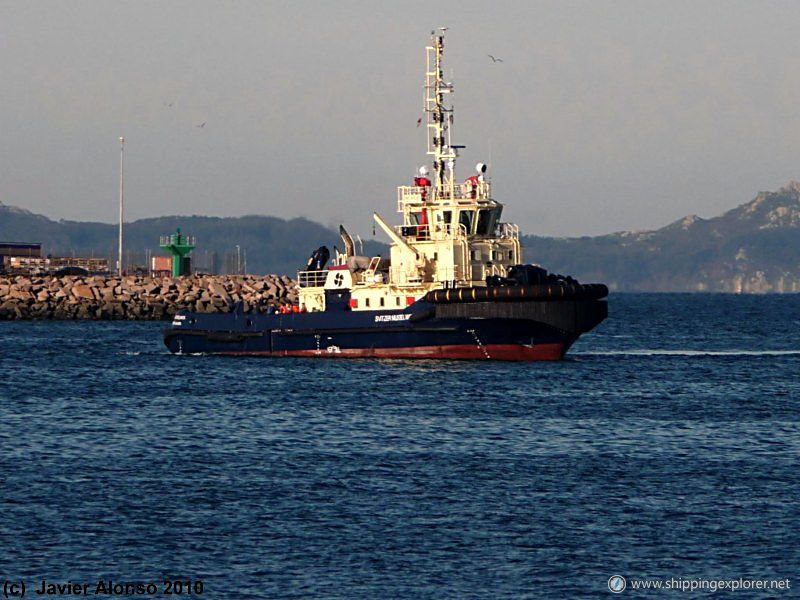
{"left": 164, "top": 30, "right": 608, "bottom": 361}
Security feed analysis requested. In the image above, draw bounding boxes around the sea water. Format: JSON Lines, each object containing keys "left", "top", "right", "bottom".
{"left": 1, "top": 294, "right": 798, "bottom": 598}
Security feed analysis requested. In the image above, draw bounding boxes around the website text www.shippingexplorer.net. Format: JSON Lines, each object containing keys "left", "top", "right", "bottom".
{"left": 607, "top": 575, "right": 791, "bottom": 594}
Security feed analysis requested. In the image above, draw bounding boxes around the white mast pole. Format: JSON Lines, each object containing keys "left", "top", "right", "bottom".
{"left": 425, "top": 29, "right": 456, "bottom": 200}
{"left": 118, "top": 136, "right": 125, "bottom": 277}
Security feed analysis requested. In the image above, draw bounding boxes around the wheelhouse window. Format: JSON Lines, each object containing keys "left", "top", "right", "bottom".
{"left": 476, "top": 210, "right": 491, "bottom": 235}
{"left": 459, "top": 210, "right": 475, "bottom": 234}
{"left": 476, "top": 209, "right": 499, "bottom": 236}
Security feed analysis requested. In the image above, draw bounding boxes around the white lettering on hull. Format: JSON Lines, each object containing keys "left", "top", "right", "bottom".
{"left": 374, "top": 314, "right": 412, "bottom": 322}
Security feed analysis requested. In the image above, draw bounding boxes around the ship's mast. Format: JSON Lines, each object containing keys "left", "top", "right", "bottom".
{"left": 425, "top": 29, "right": 459, "bottom": 200}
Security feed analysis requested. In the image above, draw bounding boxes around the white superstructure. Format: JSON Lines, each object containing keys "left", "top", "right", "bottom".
{"left": 298, "top": 30, "right": 522, "bottom": 312}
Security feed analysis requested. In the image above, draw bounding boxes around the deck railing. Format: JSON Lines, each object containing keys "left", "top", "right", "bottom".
{"left": 297, "top": 270, "right": 328, "bottom": 288}
{"left": 159, "top": 235, "right": 196, "bottom": 247}
{"left": 498, "top": 222, "right": 519, "bottom": 240}
{"left": 397, "top": 182, "right": 492, "bottom": 210}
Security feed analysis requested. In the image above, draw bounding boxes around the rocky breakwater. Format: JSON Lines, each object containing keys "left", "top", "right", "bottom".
{"left": 0, "top": 274, "right": 299, "bottom": 320}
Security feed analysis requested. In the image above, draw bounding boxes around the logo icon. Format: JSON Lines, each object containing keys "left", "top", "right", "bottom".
{"left": 608, "top": 575, "right": 626, "bottom": 593}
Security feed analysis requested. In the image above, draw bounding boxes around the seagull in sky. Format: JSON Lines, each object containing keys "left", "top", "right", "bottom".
{"left": 487, "top": 54, "right": 503, "bottom": 63}
{"left": 196, "top": 121, "right": 206, "bottom": 128}
{"left": 416, "top": 117, "right": 422, "bottom": 127}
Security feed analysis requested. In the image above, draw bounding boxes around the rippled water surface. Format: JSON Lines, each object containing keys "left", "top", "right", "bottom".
{"left": 1, "top": 294, "right": 799, "bottom": 598}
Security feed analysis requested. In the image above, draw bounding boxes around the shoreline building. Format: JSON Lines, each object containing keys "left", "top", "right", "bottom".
{"left": 1, "top": 241, "right": 109, "bottom": 275}
{"left": 1, "top": 242, "right": 41, "bottom": 273}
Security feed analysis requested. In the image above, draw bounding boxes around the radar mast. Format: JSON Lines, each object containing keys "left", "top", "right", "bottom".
{"left": 425, "top": 29, "right": 460, "bottom": 200}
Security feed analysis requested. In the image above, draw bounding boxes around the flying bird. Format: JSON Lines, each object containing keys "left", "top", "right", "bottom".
{"left": 487, "top": 54, "right": 503, "bottom": 63}
{"left": 196, "top": 121, "right": 206, "bottom": 128}
{"left": 416, "top": 117, "right": 422, "bottom": 127}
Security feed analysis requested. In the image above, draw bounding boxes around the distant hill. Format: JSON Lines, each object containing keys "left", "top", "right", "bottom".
{"left": 521, "top": 182, "right": 800, "bottom": 292}
{"left": 0, "top": 206, "right": 387, "bottom": 276}
{"left": 2, "top": 182, "right": 799, "bottom": 291}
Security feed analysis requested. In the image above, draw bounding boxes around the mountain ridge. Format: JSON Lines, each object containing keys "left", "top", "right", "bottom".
{"left": 521, "top": 182, "right": 800, "bottom": 292}
{"left": 2, "top": 184, "right": 799, "bottom": 292}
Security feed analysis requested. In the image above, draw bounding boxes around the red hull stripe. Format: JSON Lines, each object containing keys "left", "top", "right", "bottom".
{"left": 218, "top": 343, "right": 566, "bottom": 361}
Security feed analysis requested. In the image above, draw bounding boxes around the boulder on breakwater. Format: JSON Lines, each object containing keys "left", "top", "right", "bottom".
{"left": 0, "top": 274, "right": 299, "bottom": 320}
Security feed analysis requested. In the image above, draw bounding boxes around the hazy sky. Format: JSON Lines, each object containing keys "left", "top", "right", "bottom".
{"left": 3, "top": 1, "right": 800, "bottom": 238}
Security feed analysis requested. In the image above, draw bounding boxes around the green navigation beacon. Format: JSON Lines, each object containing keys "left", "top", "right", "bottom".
{"left": 159, "top": 228, "right": 196, "bottom": 277}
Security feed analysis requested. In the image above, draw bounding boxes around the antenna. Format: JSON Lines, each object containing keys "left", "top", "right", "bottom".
{"left": 424, "top": 29, "right": 461, "bottom": 199}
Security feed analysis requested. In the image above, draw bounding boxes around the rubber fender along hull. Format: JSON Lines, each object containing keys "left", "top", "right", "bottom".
{"left": 425, "top": 282, "right": 608, "bottom": 303}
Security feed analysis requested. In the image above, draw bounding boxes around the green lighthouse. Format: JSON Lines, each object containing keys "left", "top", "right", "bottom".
{"left": 159, "top": 228, "right": 196, "bottom": 277}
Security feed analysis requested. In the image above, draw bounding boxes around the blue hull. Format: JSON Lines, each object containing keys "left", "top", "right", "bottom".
{"left": 163, "top": 299, "right": 608, "bottom": 361}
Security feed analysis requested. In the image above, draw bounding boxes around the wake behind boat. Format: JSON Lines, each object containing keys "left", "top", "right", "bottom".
{"left": 164, "top": 30, "right": 608, "bottom": 361}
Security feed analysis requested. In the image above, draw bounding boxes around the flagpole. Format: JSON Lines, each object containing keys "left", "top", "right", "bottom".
{"left": 118, "top": 136, "right": 125, "bottom": 276}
